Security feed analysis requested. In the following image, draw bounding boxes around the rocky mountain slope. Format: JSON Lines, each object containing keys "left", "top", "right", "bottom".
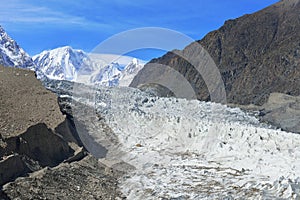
{"left": 0, "top": 65, "right": 75, "bottom": 185}
{"left": 0, "top": 26, "right": 35, "bottom": 70}
{"left": 131, "top": 0, "right": 300, "bottom": 105}
{"left": 33, "top": 46, "right": 144, "bottom": 86}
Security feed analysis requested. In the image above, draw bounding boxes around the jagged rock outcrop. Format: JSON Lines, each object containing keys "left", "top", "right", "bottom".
{"left": 131, "top": 0, "right": 300, "bottom": 105}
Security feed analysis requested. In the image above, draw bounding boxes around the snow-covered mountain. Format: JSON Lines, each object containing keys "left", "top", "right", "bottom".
{"left": 0, "top": 26, "right": 144, "bottom": 85}
{"left": 89, "top": 57, "right": 144, "bottom": 86}
{"left": 33, "top": 46, "right": 93, "bottom": 81}
{"left": 0, "top": 26, "right": 35, "bottom": 70}
{"left": 33, "top": 46, "right": 145, "bottom": 86}
{"left": 119, "top": 58, "right": 144, "bottom": 86}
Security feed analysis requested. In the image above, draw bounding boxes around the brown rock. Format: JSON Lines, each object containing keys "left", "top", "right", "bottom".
{"left": 2, "top": 155, "right": 123, "bottom": 200}
{"left": 0, "top": 65, "right": 81, "bottom": 186}
{"left": 0, "top": 65, "right": 65, "bottom": 137}
{"left": 131, "top": 0, "right": 300, "bottom": 105}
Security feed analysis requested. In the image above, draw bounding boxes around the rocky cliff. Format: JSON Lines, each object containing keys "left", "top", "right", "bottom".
{"left": 131, "top": 0, "right": 300, "bottom": 105}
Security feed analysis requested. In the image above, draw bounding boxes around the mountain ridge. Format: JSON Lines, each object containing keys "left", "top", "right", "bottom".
{"left": 0, "top": 26, "right": 35, "bottom": 70}
{"left": 0, "top": 26, "right": 144, "bottom": 87}
{"left": 33, "top": 46, "right": 144, "bottom": 86}
{"left": 131, "top": 0, "right": 300, "bottom": 105}
{"left": 33, "top": 46, "right": 93, "bottom": 81}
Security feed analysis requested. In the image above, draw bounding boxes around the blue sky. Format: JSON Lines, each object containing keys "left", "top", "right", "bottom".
{"left": 1, "top": 0, "right": 278, "bottom": 60}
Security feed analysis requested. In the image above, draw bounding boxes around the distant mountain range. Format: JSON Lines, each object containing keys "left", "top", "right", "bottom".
{"left": 131, "top": 0, "right": 300, "bottom": 105}
{"left": 0, "top": 26, "right": 144, "bottom": 86}
{"left": 1, "top": 0, "right": 299, "bottom": 103}
{"left": 33, "top": 46, "right": 144, "bottom": 86}
{"left": 32, "top": 46, "right": 91, "bottom": 81}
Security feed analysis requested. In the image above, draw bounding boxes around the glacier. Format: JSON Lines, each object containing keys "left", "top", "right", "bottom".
{"left": 63, "top": 84, "right": 300, "bottom": 200}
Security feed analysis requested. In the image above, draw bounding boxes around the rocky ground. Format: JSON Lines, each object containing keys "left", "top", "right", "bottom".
{"left": 2, "top": 155, "right": 123, "bottom": 200}
{"left": 0, "top": 65, "right": 122, "bottom": 199}
{"left": 232, "top": 93, "right": 300, "bottom": 134}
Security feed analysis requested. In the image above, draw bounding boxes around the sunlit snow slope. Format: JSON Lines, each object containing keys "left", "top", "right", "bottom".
{"left": 33, "top": 47, "right": 144, "bottom": 86}
{"left": 0, "top": 26, "right": 35, "bottom": 70}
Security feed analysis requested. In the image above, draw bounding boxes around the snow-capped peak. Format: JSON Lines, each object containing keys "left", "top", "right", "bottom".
{"left": 0, "top": 25, "right": 35, "bottom": 70}
{"left": 119, "top": 58, "right": 144, "bottom": 86}
{"left": 132, "top": 58, "right": 138, "bottom": 65}
{"left": 33, "top": 46, "right": 93, "bottom": 81}
{"left": 33, "top": 47, "right": 145, "bottom": 86}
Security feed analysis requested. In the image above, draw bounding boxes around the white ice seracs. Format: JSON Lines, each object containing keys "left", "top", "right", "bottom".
{"left": 81, "top": 86, "right": 300, "bottom": 199}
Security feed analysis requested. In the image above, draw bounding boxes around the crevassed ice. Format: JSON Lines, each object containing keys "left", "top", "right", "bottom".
{"left": 77, "top": 86, "right": 300, "bottom": 199}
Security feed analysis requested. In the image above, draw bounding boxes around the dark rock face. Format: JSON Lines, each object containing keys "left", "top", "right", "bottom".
{"left": 131, "top": 0, "right": 300, "bottom": 105}
{"left": 0, "top": 155, "right": 31, "bottom": 186}
{"left": 0, "top": 123, "right": 73, "bottom": 168}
